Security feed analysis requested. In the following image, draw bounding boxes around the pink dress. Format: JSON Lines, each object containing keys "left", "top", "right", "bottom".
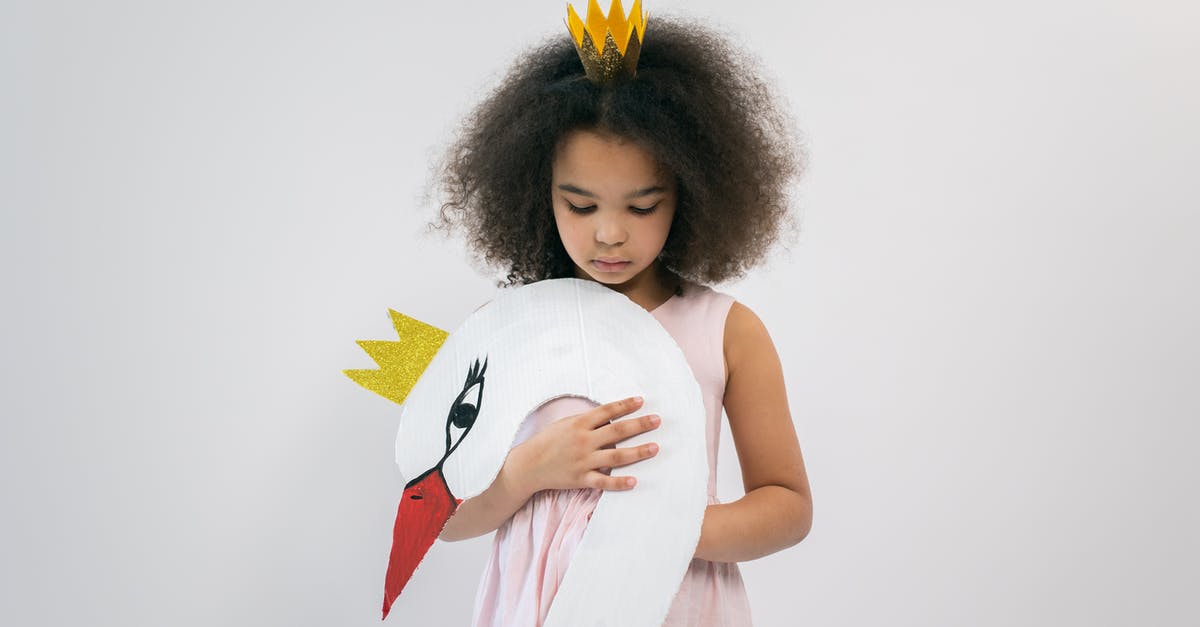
{"left": 470, "top": 280, "right": 754, "bottom": 626}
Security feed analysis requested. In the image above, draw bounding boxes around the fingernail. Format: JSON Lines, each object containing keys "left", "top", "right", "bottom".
{"left": 647, "top": 444, "right": 659, "bottom": 454}
{"left": 650, "top": 415, "right": 661, "bottom": 425}
{"left": 626, "top": 477, "right": 636, "bottom": 487}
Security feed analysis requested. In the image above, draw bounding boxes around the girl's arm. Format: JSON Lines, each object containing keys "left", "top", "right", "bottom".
{"left": 693, "top": 301, "right": 813, "bottom": 563}
{"left": 439, "top": 396, "right": 660, "bottom": 541}
{"left": 438, "top": 445, "right": 538, "bottom": 542}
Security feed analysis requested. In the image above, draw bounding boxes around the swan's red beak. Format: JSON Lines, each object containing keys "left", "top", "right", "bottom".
{"left": 381, "top": 468, "right": 462, "bottom": 620}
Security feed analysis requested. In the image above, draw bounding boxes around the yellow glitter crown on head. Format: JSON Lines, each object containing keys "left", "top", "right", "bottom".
{"left": 566, "top": 0, "right": 648, "bottom": 85}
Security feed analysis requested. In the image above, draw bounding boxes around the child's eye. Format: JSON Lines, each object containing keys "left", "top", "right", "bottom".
{"left": 565, "top": 201, "right": 659, "bottom": 215}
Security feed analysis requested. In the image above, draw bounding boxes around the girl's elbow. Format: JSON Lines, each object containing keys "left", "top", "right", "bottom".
{"left": 792, "top": 516, "right": 812, "bottom": 546}
{"left": 789, "top": 491, "right": 813, "bottom": 546}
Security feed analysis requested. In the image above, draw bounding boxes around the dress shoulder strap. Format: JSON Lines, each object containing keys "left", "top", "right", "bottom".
{"left": 673, "top": 281, "right": 736, "bottom": 392}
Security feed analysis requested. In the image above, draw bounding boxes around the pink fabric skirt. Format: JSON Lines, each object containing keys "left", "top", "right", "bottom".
{"left": 471, "top": 486, "right": 753, "bottom": 626}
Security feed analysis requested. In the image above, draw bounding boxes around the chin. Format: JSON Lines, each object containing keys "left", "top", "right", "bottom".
{"left": 580, "top": 269, "right": 620, "bottom": 284}
{"left": 589, "top": 273, "right": 626, "bottom": 285}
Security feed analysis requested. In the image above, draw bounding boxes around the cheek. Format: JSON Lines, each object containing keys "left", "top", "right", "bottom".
{"left": 554, "top": 212, "right": 586, "bottom": 251}
{"left": 652, "top": 208, "right": 676, "bottom": 243}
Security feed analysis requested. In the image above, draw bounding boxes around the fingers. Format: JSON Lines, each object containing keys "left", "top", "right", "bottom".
{"left": 583, "top": 396, "right": 645, "bottom": 428}
{"left": 594, "top": 441, "right": 659, "bottom": 470}
{"left": 584, "top": 469, "right": 640, "bottom": 491}
{"left": 574, "top": 396, "right": 661, "bottom": 491}
{"left": 594, "top": 412, "right": 661, "bottom": 448}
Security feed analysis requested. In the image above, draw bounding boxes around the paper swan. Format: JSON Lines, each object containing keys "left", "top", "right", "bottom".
{"left": 345, "top": 278, "right": 709, "bottom": 626}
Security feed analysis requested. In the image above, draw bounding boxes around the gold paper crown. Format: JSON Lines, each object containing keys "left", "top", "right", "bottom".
{"left": 344, "top": 309, "right": 448, "bottom": 406}
{"left": 566, "top": 0, "right": 648, "bottom": 85}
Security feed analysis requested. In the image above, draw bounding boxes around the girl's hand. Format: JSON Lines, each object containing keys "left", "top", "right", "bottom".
{"left": 510, "top": 396, "right": 661, "bottom": 494}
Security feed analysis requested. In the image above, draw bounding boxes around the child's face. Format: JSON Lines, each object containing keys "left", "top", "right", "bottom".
{"left": 550, "top": 129, "right": 676, "bottom": 290}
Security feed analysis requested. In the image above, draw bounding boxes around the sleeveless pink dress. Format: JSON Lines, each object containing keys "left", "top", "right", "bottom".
{"left": 470, "top": 281, "right": 754, "bottom": 626}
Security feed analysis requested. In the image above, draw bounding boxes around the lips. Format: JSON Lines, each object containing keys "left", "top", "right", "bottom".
{"left": 592, "top": 259, "right": 631, "bottom": 272}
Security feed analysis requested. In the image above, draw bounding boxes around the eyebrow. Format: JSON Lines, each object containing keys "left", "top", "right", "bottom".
{"left": 557, "top": 183, "right": 665, "bottom": 200}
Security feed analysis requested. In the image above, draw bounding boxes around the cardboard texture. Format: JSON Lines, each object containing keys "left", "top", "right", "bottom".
{"left": 359, "top": 278, "right": 708, "bottom": 625}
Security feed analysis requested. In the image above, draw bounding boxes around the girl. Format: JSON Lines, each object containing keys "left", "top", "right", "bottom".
{"left": 429, "top": 7, "right": 812, "bottom": 626}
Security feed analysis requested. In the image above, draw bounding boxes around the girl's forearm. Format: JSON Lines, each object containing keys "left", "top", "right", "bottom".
{"left": 693, "top": 485, "right": 812, "bottom": 563}
{"left": 438, "top": 446, "right": 538, "bottom": 542}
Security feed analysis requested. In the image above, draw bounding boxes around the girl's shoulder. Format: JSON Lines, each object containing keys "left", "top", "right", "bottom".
{"left": 666, "top": 278, "right": 778, "bottom": 392}
{"left": 674, "top": 279, "right": 748, "bottom": 334}
{"left": 678, "top": 279, "right": 731, "bottom": 305}
{"left": 713, "top": 290, "right": 776, "bottom": 385}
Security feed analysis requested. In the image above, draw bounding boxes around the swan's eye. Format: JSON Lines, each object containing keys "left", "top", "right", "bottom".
{"left": 450, "top": 379, "right": 482, "bottom": 430}
{"left": 450, "top": 401, "right": 478, "bottom": 429}
{"left": 446, "top": 359, "right": 486, "bottom": 453}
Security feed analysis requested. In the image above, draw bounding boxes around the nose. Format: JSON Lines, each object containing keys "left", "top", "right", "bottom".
{"left": 594, "top": 212, "right": 627, "bottom": 246}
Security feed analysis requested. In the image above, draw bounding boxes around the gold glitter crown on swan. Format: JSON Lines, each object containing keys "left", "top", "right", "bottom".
{"left": 566, "top": 0, "right": 648, "bottom": 85}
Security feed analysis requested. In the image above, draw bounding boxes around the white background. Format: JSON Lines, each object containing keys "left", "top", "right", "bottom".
{"left": 2, "top": 0, "right": 1197, "bottom": 625}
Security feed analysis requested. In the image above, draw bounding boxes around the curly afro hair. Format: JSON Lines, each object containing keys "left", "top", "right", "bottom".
{"left": 427, "top": 14, "right": 805, "bottom": 288}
